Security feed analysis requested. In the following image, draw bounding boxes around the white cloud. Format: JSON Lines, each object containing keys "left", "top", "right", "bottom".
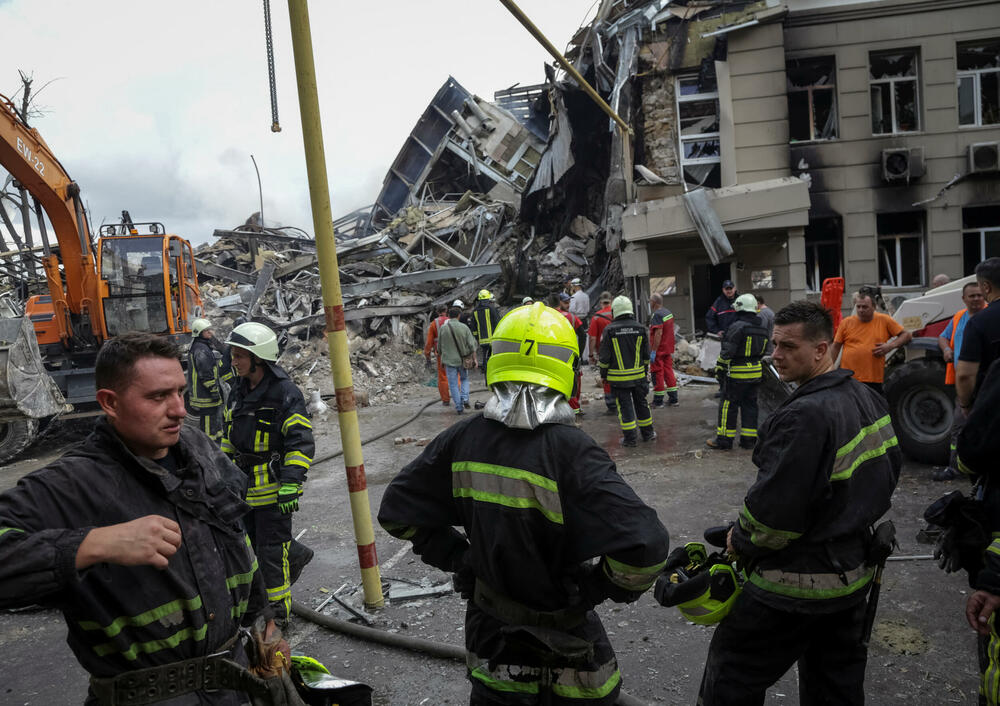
{"left": 1, "top": 0, "right": 587, "bottom": 245}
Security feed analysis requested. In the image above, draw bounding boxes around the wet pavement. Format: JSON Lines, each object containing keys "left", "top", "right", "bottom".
{"left": 0, "top": 371, "right": 982, "bottom": 704}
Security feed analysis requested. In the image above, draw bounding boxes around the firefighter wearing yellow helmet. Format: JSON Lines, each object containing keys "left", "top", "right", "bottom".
{"left": 471, "top": 289, "right": 502, "bottom": 401}
{"left": 222, "top": 321, "right": 314, "bottom": 627}
{"left": 184, "top": 318, "right": 229, "bottom": 443}
{"left": 379, "top": 301, "right": 670, "bottom": 706}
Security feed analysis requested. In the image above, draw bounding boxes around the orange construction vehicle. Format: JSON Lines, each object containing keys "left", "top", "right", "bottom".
{"left": 0, "top": 93, "right": 203, "bottom": 461}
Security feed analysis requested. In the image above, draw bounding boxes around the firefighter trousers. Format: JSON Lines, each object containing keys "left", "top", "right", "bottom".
{"left": 715, "top": 379, "right": 759, "bottom": 448}
{"left": 978, "top": 630, "right": 1000, "bottom": 705}
{"left": 479, "top": 344, "right": 491, "bottom": 381}
{"left": 698, "top": 591, "right": 868, "bottom": 706}
{"left": 612, "top": 382, "right": 654, "bottom": 442}
{"left": 650, "top": 356, "right": 678, "bottom": 404}
{"left": 245, "top": 505, "right": 309, "bottom": 624}
{"left": 185, "top": 405, "right": 223, "bottom": 443}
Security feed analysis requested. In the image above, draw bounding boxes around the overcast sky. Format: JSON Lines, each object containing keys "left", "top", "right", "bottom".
{"left": 0, "top": 0, "right": 588, "bottom": 246}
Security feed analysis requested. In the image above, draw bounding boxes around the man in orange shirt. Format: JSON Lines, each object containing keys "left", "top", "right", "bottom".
{"left": 424, "top": 304, "right": 454, "bottom": 406}
{"left": 831, "top": 291, "right": 912, "bottom": 395}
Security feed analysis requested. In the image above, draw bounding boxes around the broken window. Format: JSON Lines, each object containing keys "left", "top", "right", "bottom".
{"left": 804, "top": 217, "right": 842, "bottom": 292}
{"left": 787, "top": 56, "right": 838, "bottom": 142}
{"left": 751, "top": 270, "right": 775, "bottom": 290}
{"left": 870, "top": 50, "right": 920, "bottom": 134}
{"left": 958, "top": 39, "right": 1000, "bottom": 127}
{"left": 962, "top": 205, "right": 1000, "bottom": 274}
{"left": 877, "top": 212, "right": 924, "bottom": 288}
{"left": 676, "top": 75, "right": 721, "bottom": 188}
{"left": 650, "top": 275, "right": 678, "bottom": 296}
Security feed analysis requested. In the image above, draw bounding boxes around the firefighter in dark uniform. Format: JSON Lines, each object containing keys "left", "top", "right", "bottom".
{"left": 378, "top": 302, "right": 670, "bottom": 706}
{"left": 699, "top": 301, "right": 901, "bottom": 705}
{"left": 186, "top": 317, "right": 226, "bottom": 443}
{"left": 707, "top": 294, "right": 770, "bottom": 450}
{"left": 472, "top": 289, "right": 502, "bottom": 381}
{"left": 952, "top": 358, "right": 1000, "bottom": 704}
{"left": 599, "top": 295, "right": 656, "bottom": 447}
{"left": 222, "top": 322, "right": 314, "bottom": 627}
{"left": 0, "top": 333, "right": 280, "bottom": 705}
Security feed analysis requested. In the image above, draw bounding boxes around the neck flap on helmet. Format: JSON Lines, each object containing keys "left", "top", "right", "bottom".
{"left": 483, "top": 381, "right": 576, "bottom": 430}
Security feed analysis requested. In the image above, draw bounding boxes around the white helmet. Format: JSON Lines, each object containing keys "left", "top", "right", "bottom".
{"left": 734, "top": 294, "right": 758, "bottom": 312}
{"left": 227, "top": 322, "right": 279, "bottom": 362}
{"left": 191, "top": 318, "right": 213, "bottom": 338}
{"left": 453, "top": 299, "right": 465, "bottom": 309}
{"left": 612, "top": 295, "right": 634, "bottom": 319}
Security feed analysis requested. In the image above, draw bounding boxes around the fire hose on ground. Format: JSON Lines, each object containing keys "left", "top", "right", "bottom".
{"left": 298, "top": 390, "right": 650, "bottom": 706}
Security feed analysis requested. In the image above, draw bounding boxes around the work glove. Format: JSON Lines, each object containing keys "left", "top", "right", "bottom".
{"left": 649, "top": 352, "right": 656, "bottom": 364}
{"left": 277, "top": 483, "right": 303, "bottom": 514}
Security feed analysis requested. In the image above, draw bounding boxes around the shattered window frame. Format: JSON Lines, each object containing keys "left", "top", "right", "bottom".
{"left": 675, "top": 75, "right": 721, "bottom": 188}
{"left": 804, "top": 217, "right": 843, "bottom": 293}
{"left": 962, "top": 205, "right": 1000, "bottom": 274}
{"left": 869, "top": 49, "right": 921, "bottom": 135}
{"left": 876, "top": 211, "right": 925, "bottom": 288}
{"left": 957, "top": 39, "right": 1000, "bottom": 127}
{"left": 786, "top": 56, "right": 839, "bottom": 142}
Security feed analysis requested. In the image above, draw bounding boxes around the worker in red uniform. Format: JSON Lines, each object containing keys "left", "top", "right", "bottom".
{"left": 558, "top": 292, "right": 587, "bottom": 417}
{"left": 424, "top": 303, "right": 455, "bottom": 406}
{"left": 648, "top": 292, "right": 679, "bottom": 408}
{"left": 588, "top": 291, "right": 615, "bottom": 414}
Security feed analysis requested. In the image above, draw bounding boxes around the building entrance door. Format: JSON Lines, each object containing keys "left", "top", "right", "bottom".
{"left": 691, "top": 262, "right": 734, "bottom": 333}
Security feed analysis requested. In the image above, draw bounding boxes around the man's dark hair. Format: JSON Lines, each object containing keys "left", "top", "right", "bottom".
{"left": 755, "top": 295, "right": 765, "bottom": 305}
{"left": 975, "top": 258, "right": 1000, "bottom": 289}
{"left": 96, "top": 333, "right": 182, "bottom": 391}
{"left": 963, "top": 281, "right": 983, "bottom": 296}
{"left": 436, "top": 304, "right": 448, "bottom": 314}
{"left": 774, "top": 300, "right": 834, "bottom": 343}
{"left": 448, "top": 306, "right": 461, "bottom": 318}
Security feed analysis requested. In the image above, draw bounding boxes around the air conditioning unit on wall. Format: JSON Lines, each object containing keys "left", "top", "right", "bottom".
{"left": 881, "top": 147, "right": 925, "bottom": 182}
{"left": 969, "top": 142, "right": 1000, "bottom": 173}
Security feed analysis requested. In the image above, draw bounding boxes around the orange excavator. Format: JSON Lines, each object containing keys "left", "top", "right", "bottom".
{"left": 0, "top": 92, "right": 203, "bottom": 461}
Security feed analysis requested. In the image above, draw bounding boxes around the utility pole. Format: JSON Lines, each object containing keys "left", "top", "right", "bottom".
{"left": 285, "top": 0, "right": 384, "bottom": 609}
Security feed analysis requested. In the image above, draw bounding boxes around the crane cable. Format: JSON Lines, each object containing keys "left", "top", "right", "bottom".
{"left": 263, "top": 0, "right": 281, "bottom": 132}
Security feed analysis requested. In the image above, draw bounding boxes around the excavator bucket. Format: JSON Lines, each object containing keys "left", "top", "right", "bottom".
{"left": 0, "top": 316, "right": 68, "bottom": 422}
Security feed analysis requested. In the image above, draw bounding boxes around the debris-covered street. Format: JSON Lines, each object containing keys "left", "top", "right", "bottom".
{"left": 0, "top": 381, "right": 982, "bottom": 704}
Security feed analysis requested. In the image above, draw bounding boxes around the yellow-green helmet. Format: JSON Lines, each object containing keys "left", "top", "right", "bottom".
{"left": 191, "top": 318, "right": 213, "bottom": 338}
{"left": 478, "top": 289, "right": 493, "bottom": 300}
{"left": 486, "top": 302, "right": 578, "bottom": 399}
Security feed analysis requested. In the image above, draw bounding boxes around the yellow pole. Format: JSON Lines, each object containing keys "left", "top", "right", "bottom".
{"left": 497, "top": 0, "right": 633, "bottom": 136}
{"left": 286, "top": 0, "right": 384, "bottom": 609}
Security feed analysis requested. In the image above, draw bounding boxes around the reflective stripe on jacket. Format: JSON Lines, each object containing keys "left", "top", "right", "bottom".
{"left": 472, "top": 302, "right": 501, "bottom": 345}
{"left": 222, "top": 364, "right": 314, "bottom": 507}
{"left": 378, "top": 414, "right": 669, "bottom": 705}
{"left": 598, "top": 317, "right": 649, "bottom": 386}
{"left": 731, "top": 369, "right": 901, "bottom": 612}
{"left": 718, "top": 314, "right": 769, "bottom": 382}
{"left": 0, "top": 420, "right": 266, "bottom": 679}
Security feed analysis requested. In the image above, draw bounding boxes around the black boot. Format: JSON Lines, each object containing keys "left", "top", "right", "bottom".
{"left": 288, "top": 540, "right": 314, "bottom": 585}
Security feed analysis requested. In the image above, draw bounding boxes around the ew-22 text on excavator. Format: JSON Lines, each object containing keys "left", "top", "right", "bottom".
{"left": 0, "top": 93, "right": 203, "bottom": 462}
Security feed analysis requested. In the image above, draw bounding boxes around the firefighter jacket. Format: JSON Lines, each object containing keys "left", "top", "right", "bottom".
{"left": 649, "top": 307, "right": 675, "bottom": 356}
{"left": 718, "top": 312, "right": 769, "bottom": 383}
{"left": 378, "top": 414, "right": 669, "bottom": 705}
{"left": 598, "top": 316, "right": 649, "bottom": 387}
{"left": 957, "top": 358, "right": 1000, "bottom": 587}
{"left": 187, "top": 336, "right": 224, "bottom": 412}
{"left": 472, "top": 301, "right": 502, "bottom": 345}
{"left": 731, "top": 369, "right": 901, "bottom": 613}
{"left": 0, "top": 419, "right": 267, "bottom": 684}
{"left": 706, "top": 293, "right": 737, "bottom": 334}
{"left": 221, "top": 363, "right": 314, "bottom": 508}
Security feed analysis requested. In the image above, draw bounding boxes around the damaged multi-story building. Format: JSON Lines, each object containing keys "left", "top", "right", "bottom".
{"left": 521, "top": 0, "right": 1000, "bottom": 332}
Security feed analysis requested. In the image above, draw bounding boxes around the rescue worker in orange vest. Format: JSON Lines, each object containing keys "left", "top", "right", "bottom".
{"left": 934, "top": 281, "right": 986, "bottom": 480}
{"left": 648, "top": 293, "right": 679, "bottom": 408}
{"left": 425, "top": 304, "right": 456, "bottom": 407}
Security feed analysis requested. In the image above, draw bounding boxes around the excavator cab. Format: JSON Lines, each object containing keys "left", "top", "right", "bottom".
{"left": 97, "top": 221, "right": 202, "bottom": 339}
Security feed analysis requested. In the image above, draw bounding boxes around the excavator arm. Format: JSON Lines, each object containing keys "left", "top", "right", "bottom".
{"left": 0, "top": 93, "right": 103, "bottom": 344}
